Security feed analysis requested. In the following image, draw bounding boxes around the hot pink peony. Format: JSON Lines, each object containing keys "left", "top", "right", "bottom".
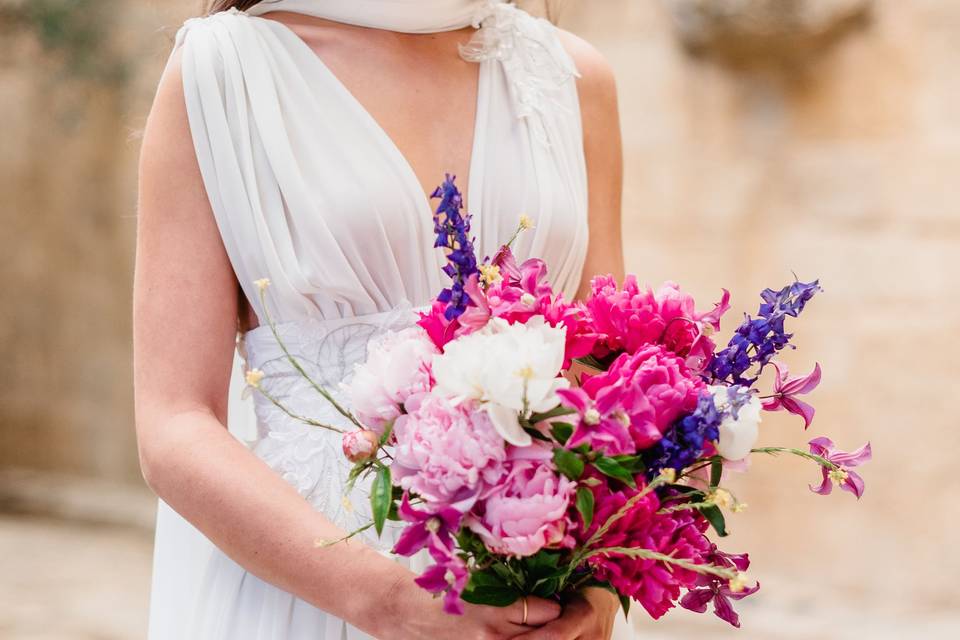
{"left": 391, "top": 395, "right": 506, "bottom": 510}
{"left": 578, "top": 475, "right": 711, "bottom": 619}
{"left": 564, "top": 344, "right": 704, "bottom": 453}
{"left": 344, "top": 327, "right": 438, "bottom": 433}
{"left": 586, "top": 276, "right": 730, "bottom": 371}
{"left": 466, "top": 444, "right": 575, "bottom": 557}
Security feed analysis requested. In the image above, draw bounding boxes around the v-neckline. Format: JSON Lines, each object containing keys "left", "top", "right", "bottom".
{"left": 255, "top": 15, "right": 486, "bottom": 218}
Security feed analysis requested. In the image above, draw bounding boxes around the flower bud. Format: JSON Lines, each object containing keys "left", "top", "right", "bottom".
{"left": 342, "top": 429, "right": 379, "bottom": 463}
{"left": 245, "top": 368, "right": 265, "bottom": 388}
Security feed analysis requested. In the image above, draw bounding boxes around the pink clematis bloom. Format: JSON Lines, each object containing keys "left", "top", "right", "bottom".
{"left": 761, "top": 361, "right": 821, "bottom": 429}
{"left": 680, "top": 545, "right": 760, "bottom": 628}
{"left": 808, "top": 437, "right": 872, "bottom": 499}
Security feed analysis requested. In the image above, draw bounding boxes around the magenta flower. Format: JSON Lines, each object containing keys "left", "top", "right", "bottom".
{"left": 392, "top": 495, "right": 469, "bottom": 615}
{"left": 586, "top": 276, "right": 730, "bottom": 371}
{"left": 761, "top": 361, "right": 821, "bottom": 429}
{"left": 562, "top": 345, "right": 704, "bottom": 454}
{"left": 577, "top": 473, "right": 712, "bottom": 619}
{"left": 556, "top": 386, "right": 635, "bottom": 456}
{"left": 392, "top": 493, "right": 461, "bottom": 559}
{"left": 680, "top": 545, "right": 760, "bottom": 628}
{"left": 808, "top": 436, "right": 872, "bottom": 499}
{"left": 417, "top": 299, "right": 461, "bottom": 350}
{"left": 413, "top": 552, "right": 469, "bottom": 615}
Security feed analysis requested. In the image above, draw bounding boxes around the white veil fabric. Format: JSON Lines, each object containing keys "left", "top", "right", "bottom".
{"left": 246, "top": 0, "right": 492, "bottom": 32}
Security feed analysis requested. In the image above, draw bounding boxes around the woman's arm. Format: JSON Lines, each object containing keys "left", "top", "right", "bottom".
{"left": 560, "top": 30, "right": 625, "bottom": 300}
{"left": 134, "top": 50, "right": 558, "bottom": 640}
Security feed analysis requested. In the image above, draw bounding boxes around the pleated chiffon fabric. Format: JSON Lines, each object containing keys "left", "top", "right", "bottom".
{"left": 148, "top": 2, "right": 589, "bottom": 638}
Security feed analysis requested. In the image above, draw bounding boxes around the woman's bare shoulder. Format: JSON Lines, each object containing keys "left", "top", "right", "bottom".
{"left": 555, "top": 28, "right": 619, "bottom": 111}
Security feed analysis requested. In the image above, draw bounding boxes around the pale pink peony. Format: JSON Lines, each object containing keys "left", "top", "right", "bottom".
{"left": 573, "top": 344, "right": 705, "bottom": 452}
{"left": 466, "top": 444, "right": 575, "bottom": 557}
{"left": 391, "top": 395, "right": 506, "bottom": 510}
{"left": 343, "top": 327, "right": 438, "bottom": 433}
{"left": 341, "top": 429, "right": 379, "bottom": 463}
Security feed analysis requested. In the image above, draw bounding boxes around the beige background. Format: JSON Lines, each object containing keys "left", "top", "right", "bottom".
{"left": 1, "top": 0, "right": 958, "bottom": 637}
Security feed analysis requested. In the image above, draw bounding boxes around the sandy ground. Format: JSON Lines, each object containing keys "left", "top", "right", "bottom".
{"left": 2, "top": 513, "right": 957, "bottom": 640}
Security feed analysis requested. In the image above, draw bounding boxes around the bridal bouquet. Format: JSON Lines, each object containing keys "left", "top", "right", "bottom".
{"left": 248, "top": 175, "right": 870, "bottom": 628}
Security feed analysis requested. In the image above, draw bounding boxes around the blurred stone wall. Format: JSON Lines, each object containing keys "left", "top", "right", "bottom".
{"left": 1, "top": 0, "right": 958, "bottom": 636}
{"left": 561, "top": 0, "right": 960, "bottom": 636}
{"left": 0, "top": 1, "right": 191, "bottom": 482}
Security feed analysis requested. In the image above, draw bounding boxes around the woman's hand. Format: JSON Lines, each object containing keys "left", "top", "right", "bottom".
{"left": 383, "top": 580, "right": 562, "bottom": 640}
{"left": 511, "top": 588, "right": 620, "bottom": 640}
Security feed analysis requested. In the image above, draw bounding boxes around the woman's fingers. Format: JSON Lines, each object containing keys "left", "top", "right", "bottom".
{"left": 510, "top": 614, "right": 583, "bottom": 640}
{"left": 519, "top": 596, "right": 563, "bottom": 626}
{"left": 489, "top": 596, "right": 562, "bottom": 634}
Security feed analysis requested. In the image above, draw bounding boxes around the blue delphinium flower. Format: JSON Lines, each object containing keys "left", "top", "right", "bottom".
{"left": 431, "top": 174, "right": 478, "bottom": 320}
{"left": 709, "top": 279, "right": 821, "bottom": 386}
{"left": 644, "top": 392, "right": 723, "bottom": 477}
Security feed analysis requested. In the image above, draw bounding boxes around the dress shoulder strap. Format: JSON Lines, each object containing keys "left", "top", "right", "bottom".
{"left": 461, "top": 2, "right": 579, "bottom": 140}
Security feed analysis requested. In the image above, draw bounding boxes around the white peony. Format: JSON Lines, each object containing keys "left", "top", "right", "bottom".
{"left": 710, "top": 385, "right": 763, "bottom": 461}
{"left": 431, "top": 316, "right": 569, "bottom": 446}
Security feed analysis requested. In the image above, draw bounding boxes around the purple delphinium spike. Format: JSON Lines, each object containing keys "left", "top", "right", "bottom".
{"left": 761, "top": 361, "right": 821, "bottom": 428}
{"left": 808, "top": 437, "right": 872, "bottom": 499}
{"left": 431, "top": 174, "right": 478, "bottom": 320}
{"left": 709, "top": 279, "right": 821, "bottom": 386}
{"left": 680, "top": 545, "right": 759, "bottom": 628}
{"left": 643, "top": 391, "right": 722, "bottom": 477}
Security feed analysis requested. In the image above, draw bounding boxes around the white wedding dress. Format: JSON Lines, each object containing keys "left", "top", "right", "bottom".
{"left": 147, "top": 1, "right": 632, "bottom": 638}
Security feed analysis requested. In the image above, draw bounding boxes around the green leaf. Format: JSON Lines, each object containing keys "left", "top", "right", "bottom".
{"left": 611, "top": 454, "right": 646, "bottom": 474}
{"left": 592, "top": 456, "right": 637, "bottom": 488}
{"left": 370, "top": 465, "right": 392, "bottom": 536}
{"left": 468, "top": 570, "right": 509, "bottom": 589}
{"left": 531, "top": 577, "right": 560, "bottom": 598}
{"left": 700, "top": 504, "right": 728, "bottom": 537}
{"left": 619, "top": 594, "right": 631, "bottom": 620}
{"left": 461, "top": 569, "right": 520, "bottom": 607}
{"left": 553, "top": 448, "right": 584, "bottom": 480}
{"left": 460, "top": 586, "right": 521, "bottom": 607}
{"left": 529, "top": 405, "right": 577, "bottom": 424}
{"left": 524, "top": 426, "right": 551, "bottom": 442}
{"left": 379, "top": 419, "right": 395, "bottom": 446}
{"left": 549, "top": 421, "right": 575, "bottom": 445}
{"left": 573, "top": 354, "right": 610, "bottom": 370}
{"left": 710, "top": 458, "right": 723, "bottom": 488}
{"left": 526, "top": 550, "right": 561, "bottom": 573}
{"left": 575, "top": 487, "right": 595, "bottom": 529}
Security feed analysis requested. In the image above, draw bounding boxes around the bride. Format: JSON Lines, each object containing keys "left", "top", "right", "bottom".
{"left": 134, "top": 1, "right": 625, "bottom": 638}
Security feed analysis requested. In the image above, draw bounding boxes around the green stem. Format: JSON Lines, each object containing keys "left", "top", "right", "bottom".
{"left": 583, "top": 547, "right": 737, "bottom": 581}
{"left": 254, "top": 385, "right": 344, "bottom": 434}
{"left": 316, "top": 522, "right": 374, "bottom": 548}
{"left": 678, "top": 447, "right": 841, "bottom": 481}
{"left": 750, "top": 447, "right": 840, "bottom": 470}
{"left": 258, "top": 288, "right": 362, "bottom": 429}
